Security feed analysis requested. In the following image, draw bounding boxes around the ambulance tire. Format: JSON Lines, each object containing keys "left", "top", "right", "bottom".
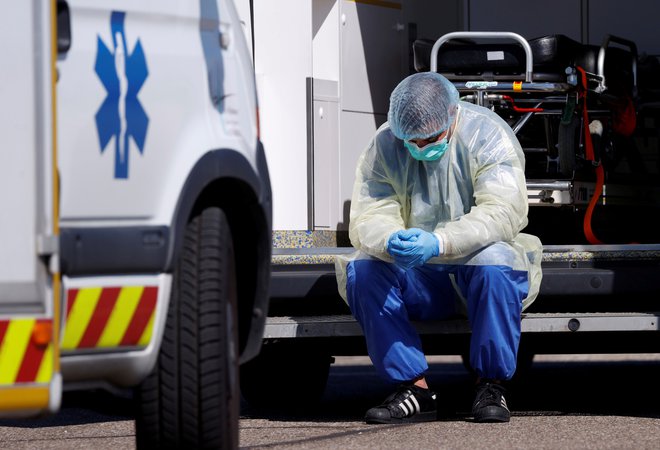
{"left": 239, "top": 341, "right": 333, "bottom": 414}
{"left": 136, "top": 207, "right": 239, "bottom": 449}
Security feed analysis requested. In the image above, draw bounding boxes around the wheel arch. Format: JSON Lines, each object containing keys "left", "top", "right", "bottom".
{"left": 168, "top": 145, "right": 272, "bottom": 364}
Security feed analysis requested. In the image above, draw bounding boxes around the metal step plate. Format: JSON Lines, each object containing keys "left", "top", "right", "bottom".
{"left": 264, "top": 312, "right": 660, "bottom": 339}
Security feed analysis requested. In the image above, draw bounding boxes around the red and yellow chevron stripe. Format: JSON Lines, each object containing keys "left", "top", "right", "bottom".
{"left": 62, "top": 286, "right": 158, "bottom": 351}
{"left": 0, "top": 319, "right": 54, "bottom": 386}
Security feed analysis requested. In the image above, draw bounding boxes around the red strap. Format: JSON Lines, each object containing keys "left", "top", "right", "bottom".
{"left": 583, "top": 165, "right": 605, "bottom": 245}
{"left": 502, "top": 95, "right": 544, "bottom": 113}
{"left": 576, "top": 67, "right": 604, "bottom": 245}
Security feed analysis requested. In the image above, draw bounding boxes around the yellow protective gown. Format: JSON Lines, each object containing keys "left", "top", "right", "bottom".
{"left": 336, "top": 101, "right": 543, "bottom": 310}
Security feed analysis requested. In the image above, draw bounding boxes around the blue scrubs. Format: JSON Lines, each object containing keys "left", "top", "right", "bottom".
{"left": 346, "top": 259, "right": 529, "bottom": 383}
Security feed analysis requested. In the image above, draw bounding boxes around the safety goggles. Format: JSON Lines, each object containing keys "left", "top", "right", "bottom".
{"left": 406, "top": 128, "right": 449, "bottom": 150}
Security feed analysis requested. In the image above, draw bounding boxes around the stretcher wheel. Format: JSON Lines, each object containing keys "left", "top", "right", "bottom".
{"left": 136, "top": 207, "right": 239, "bottom": 449}
{"left": 558, "top": 115, "right": 581, "bottom": 177}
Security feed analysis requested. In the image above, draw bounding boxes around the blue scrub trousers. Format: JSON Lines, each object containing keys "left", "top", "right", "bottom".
{"left": 346, "top": 259, "right": 529, "bottom": 383}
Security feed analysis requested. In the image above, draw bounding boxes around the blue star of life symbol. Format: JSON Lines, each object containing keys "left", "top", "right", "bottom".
{"left": 95, "top": 11, "right": 149, "bottom": 179}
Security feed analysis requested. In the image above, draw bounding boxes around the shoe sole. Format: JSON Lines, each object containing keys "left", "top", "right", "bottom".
{"left": 473, "top": 406, "right": 510, "bottom": 423}
{"left": 365, "top": 410, "right": 437, "bottom": 424}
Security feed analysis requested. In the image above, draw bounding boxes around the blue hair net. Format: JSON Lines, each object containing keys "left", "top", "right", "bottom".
{"left": 388, "top": 72, "right": 460, "bottom": 141}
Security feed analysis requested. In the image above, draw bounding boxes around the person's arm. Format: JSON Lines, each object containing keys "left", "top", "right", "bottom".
{"left": 435, "top": 122, "right": 529, "bottom": 257}
{"left": 349, "top": 135, "right": 406, "bottom": 261}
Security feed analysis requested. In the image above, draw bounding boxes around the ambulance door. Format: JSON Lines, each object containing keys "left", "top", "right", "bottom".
{"left": 0, "top": 0, "right": 61, "bottom": 416}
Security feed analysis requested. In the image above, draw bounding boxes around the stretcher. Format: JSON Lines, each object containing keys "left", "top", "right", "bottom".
{"left": 414, "top": 31, "right": 646, "bottom": 244}
{"left": 414, "top": 31, "right": 638, "bottom": 179}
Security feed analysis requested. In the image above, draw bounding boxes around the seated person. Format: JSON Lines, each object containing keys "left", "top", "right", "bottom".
{"left": 335, "top": 72, "right": 543, "bottom": 424}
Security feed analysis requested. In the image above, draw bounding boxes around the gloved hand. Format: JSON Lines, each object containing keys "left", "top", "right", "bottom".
{"left": 386, "top": 228, "right": 439, "bottom": 269}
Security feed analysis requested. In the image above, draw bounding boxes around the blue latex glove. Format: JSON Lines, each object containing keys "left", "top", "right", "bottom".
{"left": 386, "top": 228, "right": 439, "bottom": 269}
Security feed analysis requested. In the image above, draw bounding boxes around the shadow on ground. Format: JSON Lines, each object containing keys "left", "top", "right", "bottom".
{"left": 0, "top": 389, "right": 135, "bottom": 428}
{"left": 240, "top": 356, "right": 660, "bottom": 422}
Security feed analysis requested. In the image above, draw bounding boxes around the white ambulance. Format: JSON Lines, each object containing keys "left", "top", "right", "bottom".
{"left": 0, "top": 1, "right": 271, "bottom": 448}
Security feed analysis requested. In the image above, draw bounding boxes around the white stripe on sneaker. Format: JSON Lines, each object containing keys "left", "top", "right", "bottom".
{"left": 409, "top": 394, "right": 421, "bottom": 414}
{"left": 399, "top": 401, "right": 410, "bottom": 416}
{"left": 403, "top": 398, "right": 415, "bottom": 415}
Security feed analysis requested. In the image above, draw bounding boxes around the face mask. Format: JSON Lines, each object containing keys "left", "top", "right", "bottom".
{"left": 404, "top": 136, "right": 449, "bottom": 161}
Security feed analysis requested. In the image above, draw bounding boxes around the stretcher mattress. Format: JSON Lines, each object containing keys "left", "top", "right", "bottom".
{"left": 414, "top": 34, "right": 634, "bottom": 90}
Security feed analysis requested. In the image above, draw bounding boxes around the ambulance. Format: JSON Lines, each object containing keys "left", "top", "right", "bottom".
{"left": 0, "top": 1, "right": 271, "bottom": 448}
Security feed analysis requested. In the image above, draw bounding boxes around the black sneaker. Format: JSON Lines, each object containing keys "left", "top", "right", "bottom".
{"left": 472, "top": 380, "right": 510, "bottom": 423}
{"left": 365, "top": 385, "right": 437, "bottom": 424}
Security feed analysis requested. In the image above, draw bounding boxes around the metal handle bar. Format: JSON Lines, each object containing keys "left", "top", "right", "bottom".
{"left": 430, "top": 31, "right": 534, "bottom": 82}
{"left": 596, "top": 34, "right": 638, "bottom": 95}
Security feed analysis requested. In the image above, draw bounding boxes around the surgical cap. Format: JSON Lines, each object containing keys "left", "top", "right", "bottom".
{"left": 388, "top": 72, "right": 460, "bottom": 141}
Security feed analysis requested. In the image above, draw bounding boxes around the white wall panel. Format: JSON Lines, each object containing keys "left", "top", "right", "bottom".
{"left": 253, "top": 0, "right": 312, "bottom": 230}
{"left": 312, "top": 89, "right": 339, "bottom": 229}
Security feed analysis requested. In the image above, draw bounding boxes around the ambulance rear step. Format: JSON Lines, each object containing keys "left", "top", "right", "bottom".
{"left": 263, "top": 312, "right": 660, "bottom": 338}
{"left": 269, "top": 244, "right": 660, "bottom": 338}
{"left": 271, "top": 244, "right": 660, "bottom": 299}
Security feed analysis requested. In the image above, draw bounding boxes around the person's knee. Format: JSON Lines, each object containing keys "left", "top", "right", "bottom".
{"left": 463, "top": 265, "right": 526, "bottom": 315}
{"left": 349, "top": 259, "right": 398, "bottom": 287}
{"left": 470, "top": 266, "right": 520, "bottom": 292}
{"left": 347, "top": 259, "right": 400, "bottom": 312}
{"left": 347, "top": 259, "right": 395, "bottom": 305}
{"left": 350, "top": 259, "right": 379, "bottom": 281}
{"left": 476, "top": 265, "right": 508, "bottom": 281}
{"left": 481, "top": 266, "right": 527, "bottom": 303}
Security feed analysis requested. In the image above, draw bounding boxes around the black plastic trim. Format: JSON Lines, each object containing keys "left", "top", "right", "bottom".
{"left": 270, "top": 265, "right": 660, "bottom": 299}
{"left": 56, "top": 1, "right": 71, "bottom": 54}
{"left": 60, "top": 226, "right": 168, "bottom": 275}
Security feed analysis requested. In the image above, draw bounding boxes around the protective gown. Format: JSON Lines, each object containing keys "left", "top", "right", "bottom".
{"left": 336, "top": 101, "right": 542, "bottom": 309}
{"left": 335, "top": 101, "right": 543, "bottom": 382}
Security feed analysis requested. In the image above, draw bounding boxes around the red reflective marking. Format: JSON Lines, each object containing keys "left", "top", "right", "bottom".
{"left": 15, "top": 320, "right": 49, "bottom": 383}
{"left": 77, "top": 287, "right": 120, "bottom": 348}
{"left": 65, "top": 288, "right": 79, "bottom": 319}
{"left": 120, "top": 287, "right": 158, "bottom": 346}
{"left": 0, "top": 321, "right": 8, "bottom": 347}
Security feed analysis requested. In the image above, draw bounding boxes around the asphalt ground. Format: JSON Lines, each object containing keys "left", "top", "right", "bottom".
{"left": 239, "top": 354, "right": 660, "bottom": 450}
{"left": 0, "top": 354, "right": 658, "bottom": 449}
